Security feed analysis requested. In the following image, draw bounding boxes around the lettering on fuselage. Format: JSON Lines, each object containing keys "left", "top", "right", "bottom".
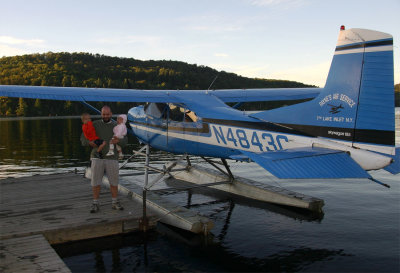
{"left": 317, "top": 92, "right": 356, "bottom": 124}
{"left": 318, "top": 93, "right": 356, "bottom": 108}
{"left": 211, "top": 125, "right": 289, "bottom": 152}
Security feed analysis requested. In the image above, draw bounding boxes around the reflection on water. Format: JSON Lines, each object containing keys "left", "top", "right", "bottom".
{"left": 54, "top": 227, "right": 350, "bottom": 273}
{"left": 1, "top": 118, "right": 400, "bottom": 272}
{"left": 0, "top": 118, "right": 139, "bottom": 178}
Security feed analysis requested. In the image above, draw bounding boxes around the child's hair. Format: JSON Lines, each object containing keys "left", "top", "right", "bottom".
{"left": 81, "top": 112, "right": 90, "bottom": 122}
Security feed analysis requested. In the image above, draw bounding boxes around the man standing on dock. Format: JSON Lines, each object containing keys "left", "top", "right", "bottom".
{"left": 81, "top": 105, "right": 128, "bottom": 213}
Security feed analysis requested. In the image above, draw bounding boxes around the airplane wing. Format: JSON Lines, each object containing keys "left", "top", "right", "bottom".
{"left": 0, "top": 85, "right": 182, "bottom": 103}
{"left": 234, "top": 147, "right": 371, "bottom": 179}
{"left": 0, "top": 85, "right": 320, "bottom": 103}
{"left": 209, "top": 88, "right": 321, "bottom": 102}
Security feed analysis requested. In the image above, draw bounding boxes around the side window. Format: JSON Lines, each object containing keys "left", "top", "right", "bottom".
{"left": 168, "top": 104, "right": 184, "bottom": 121}
{"left": 168, "top": 104, "right": 198, "bottom": 122}
{"left": 144, "top": 103, "right": 198, "bottom": 122}
{"left": 144, "top": 103, "right": 168, "bottom": 119}
{"left": 184, "top": 110, "right": 198, "bottom": 122}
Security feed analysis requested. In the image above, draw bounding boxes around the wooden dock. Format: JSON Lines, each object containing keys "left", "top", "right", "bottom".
{"left": 1, "top": 235, "right": 71, "bottom": 273}
{"left": 85, "top": 168, "right": 214, "bottom": 234}
{"left": 0, "top": 170, "right": 216, "bottom": 272}
{"left": 0, "top": 173, "right": 155, "bottom": 243}
{"left": 0, "top": 172, "right": 157, "bottom": 273}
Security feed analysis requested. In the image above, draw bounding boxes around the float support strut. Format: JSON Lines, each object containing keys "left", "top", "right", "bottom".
{"left": 141, "top": 144, "right": 150, "bottom": 231}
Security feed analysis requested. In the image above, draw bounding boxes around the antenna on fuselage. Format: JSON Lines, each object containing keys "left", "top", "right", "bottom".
{"left": 207, "top": 74, "right": 219, "bottom": 91}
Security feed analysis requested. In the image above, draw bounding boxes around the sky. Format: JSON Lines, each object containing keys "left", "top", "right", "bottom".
{"left": 0, "top": 0, "right": 399, "bottom": 87}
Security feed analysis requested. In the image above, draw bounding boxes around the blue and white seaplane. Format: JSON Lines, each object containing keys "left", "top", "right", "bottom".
{"left": 1, "top": 27, "right": 399, "bottom": 190}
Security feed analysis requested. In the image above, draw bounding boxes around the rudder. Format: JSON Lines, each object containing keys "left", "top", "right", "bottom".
{"left": 251, "top": 27, "right": 395, "bottom": 155}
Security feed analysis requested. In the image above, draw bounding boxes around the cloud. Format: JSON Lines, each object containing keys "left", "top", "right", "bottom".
{"left": 0, "top": 36, "right": 47, "bottom": 57}
{"left": 179, "top": 14, "right": 243, "bottom": 33}
{"left": 0, "top": 44, "right": 29, "bottom": 57}
{"left": 211, "top": 63, "right": 271, "bottom": 78}
{"left": 0, "top": 36, "right": 45, "bottom": 46}
{"left": 268, "top": 61, "right": 331, "bottom": 87}
{"left": 250, "top": 0, "right": 308, "bottom": 9}
{"left": 214, "top": 53, "right": 229, "bottom": 57}
{"left": 96, "top": 35, "right": 162, "bottom": 47}
{"left": 189, "top": 25, "right": 242, "bottom": 32}
{"left": 211, "top": 61, "right": 330, "bottom": 87}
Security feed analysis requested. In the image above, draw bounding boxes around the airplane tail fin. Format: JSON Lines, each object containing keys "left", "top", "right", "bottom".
{"left": 251, "top": 27, "right": 395, "bottom": 155}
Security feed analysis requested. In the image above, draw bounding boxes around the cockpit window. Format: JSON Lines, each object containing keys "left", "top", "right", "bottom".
{"left": 144, "top": 103, "right": 168, "bottom": 119}
{"left": 168, "top": 104, "right": 198, "bottom": 122}
{"left": 144, "top": 103, "right": 198, "bottom": 122}
{"left": 184, "top": 110, "right": 198, "bottom": 122}
{"left": 168, "top": 104, "right": 184, "bottom": 121}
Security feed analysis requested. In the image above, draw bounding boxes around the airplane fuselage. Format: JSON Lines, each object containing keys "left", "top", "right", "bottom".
{"left": 128, "top": 105, "right": 393, "bottom": 171}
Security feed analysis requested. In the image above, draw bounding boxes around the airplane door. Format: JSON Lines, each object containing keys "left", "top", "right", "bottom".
{"left": 166, "top": 105, "right": 199, "bottom": 154}
{"left": 183, "top": 110, "right": 199, "bottom": 155}
{"left": 144, "top": 103, "right": 168, "bottom": 150}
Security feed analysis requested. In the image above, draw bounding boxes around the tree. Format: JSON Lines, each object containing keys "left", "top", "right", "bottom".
{"left": 62, "top": 75, "right": 71, "bottom": 87}
{"left": 64, "top": 100, "right": 73, "bottom": 115}
{"left": 34, "top": 98, "right": 42, "bottom": 115}
{"left": 15, "top": 97, "right": 28, "bottom": 116}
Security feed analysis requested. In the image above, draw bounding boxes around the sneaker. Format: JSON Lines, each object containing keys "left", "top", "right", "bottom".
{"left": 118, "top": 153, "right": 124, "bottom": 160}
{"left": 106, "top": 150, "right": 114, "bottom": 156}
{"left": 112, "top": 201, "right": 124, "bottom": 210}
{"left": 90, "top": 203, "right": 100, "bottom": 213}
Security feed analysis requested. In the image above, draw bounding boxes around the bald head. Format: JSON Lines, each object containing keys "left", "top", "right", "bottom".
{"left": 101, "top": 105, "right": 112, "bottom": 123}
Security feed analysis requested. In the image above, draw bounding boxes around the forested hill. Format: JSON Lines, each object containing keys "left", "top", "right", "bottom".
{"left": 1, "top": 52, "right": 313, "bottom": 116}
{"left": 0, "top": 52, "right": 311, "bottom": 90}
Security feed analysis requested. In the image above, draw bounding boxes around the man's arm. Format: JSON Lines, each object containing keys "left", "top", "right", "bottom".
{"left": 80, "top": 133, "right": 97, "bottom": 148}
{"left": 80, "top": 133, "right": 89, "bottom": 146}
{"left": 111, "top": 135, "right": 128, "bottom": 147}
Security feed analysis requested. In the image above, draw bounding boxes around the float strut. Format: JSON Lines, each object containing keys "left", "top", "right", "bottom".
{"left": 186, "top": 156, "right": 192, "bottom": 168}
{"left": 141, "top": 144, "right": 150, "bottom": 231}
{"left": 221, "top": 159, "right": 234, "bottom": 182}
{"left": 369, "top": 178, "right": 390, "bottom": 188}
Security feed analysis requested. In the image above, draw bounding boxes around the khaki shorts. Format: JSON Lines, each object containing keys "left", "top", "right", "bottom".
{"left": 91, "top": 158, "right": 119, "bottom": 187}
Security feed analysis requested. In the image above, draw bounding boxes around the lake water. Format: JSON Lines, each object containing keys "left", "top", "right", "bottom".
{"left": 0, "top": 117, "right": 399, "bottom": 272}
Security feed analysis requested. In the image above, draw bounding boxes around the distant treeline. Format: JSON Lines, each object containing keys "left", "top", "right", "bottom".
{"left": 0, "top": 52, "right": 315, "bottom": 116}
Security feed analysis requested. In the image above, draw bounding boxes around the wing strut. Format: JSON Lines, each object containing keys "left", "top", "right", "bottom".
{"left": 80, "top": 100, "right": 101, "bottom": 114}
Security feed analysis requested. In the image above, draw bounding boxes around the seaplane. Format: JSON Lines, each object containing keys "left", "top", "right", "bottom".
{"left": 1, "top": 26, "right": 399, "bottom": 191}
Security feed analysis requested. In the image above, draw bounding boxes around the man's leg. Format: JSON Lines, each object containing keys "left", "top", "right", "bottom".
{"left": 92, "top": 185, "right": 101, "bottom": 199}
{"left": 90, "top": 159, "right": 104, "bottom": 213}
{"left": 105, "top": 159, "right": 123, "bottom": 210}
{"left": 110, "top": 185, "right": 118, "bottom": 198}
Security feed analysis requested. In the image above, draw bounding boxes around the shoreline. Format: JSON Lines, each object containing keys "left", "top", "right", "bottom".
{"left": 0, "top": 115, "right": 103, "bottom": 121}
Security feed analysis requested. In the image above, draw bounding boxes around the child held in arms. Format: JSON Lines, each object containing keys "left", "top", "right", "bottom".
{"left": 106, "top": 114, "right": 127, "bottom": 159}
{"left": 81, "top": 113, "right": 106, "bottom": 158}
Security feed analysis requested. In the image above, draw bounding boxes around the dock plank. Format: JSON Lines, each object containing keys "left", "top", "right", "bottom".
{"left": 0, "top": 173, "right": 155, "bottom": 243}
{"left": 0, "top": 234, "right": 71, "bottom": 273}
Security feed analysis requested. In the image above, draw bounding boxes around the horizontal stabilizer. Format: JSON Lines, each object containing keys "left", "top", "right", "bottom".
{"left": 384, "top": 147, "right": 400, "bottom": 174}
{"left": 240, "top": 147, "right": 371, "bottom": 179}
